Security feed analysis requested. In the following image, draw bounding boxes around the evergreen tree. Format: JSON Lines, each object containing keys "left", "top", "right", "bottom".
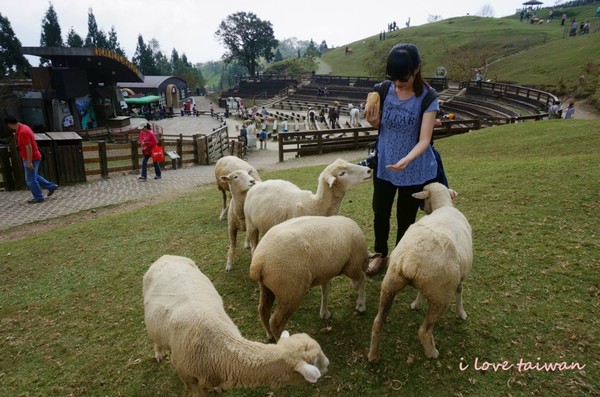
{"left": 0, "top": 12, "right": 30, "bottom": 77}
{"left": 215, "top": 12, "right": 278, "bottom": 76}
{"left": 274, "top": 49, "right": 283, "bottom": 63}
{"left": 84, "top": 8, "right": 108, "bottom": 48}
{"left": 66, "top": 27, "right": 84, "bottom": 47}
{"left": 304, "top": 39, "right": 320, "bottom": 59}
{"left": 107, "top": 26, "right": 124, "bottom": 55}
{"left": 39, "top": 2, "right": 63, "bottom": 66}
{"left": 132, "top": 34, "right": 157, "bottom": 75}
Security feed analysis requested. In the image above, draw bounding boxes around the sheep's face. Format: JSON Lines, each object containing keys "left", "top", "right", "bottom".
{"left": 323, "top": 159, "right": 372, "bottom": 189}
{"left": 278, "top": 331, "right": 330, "bottom": 383}
{"left": 220, "top": 170, "right": 256, "bottom": 192}
{"left": 412, "top": 182, "right": 457, "bottom": 214}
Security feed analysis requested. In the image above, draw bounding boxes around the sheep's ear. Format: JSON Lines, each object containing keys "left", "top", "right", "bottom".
{"left": 326, "top": 175, "right": 336, "bottom": 187}
{"left": 412, "top": 191, "right": 430, "bottom": 200}
{"left": 449, "top": 189, "right": 458, "bottom": 200}
{"left": 220, "top": 175, "right": 230, "bottom": 182}
{"left": 295, "top": 362, "right": 321, "bottom": 383}
{"left": 280, "top": 330, "right": 290, "bottom": 339}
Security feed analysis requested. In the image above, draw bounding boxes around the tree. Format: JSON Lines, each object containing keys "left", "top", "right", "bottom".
{"left": 319, "top": 40, "right": 328, "bottom": 54}
{"left": 363, "top": 40, "right": 391, "bottom": 78}
{"left": 107, "top": 26, "right": 124, "bottom": 56}
{"left": 40, "top": 2, "right": 63, "bottom": 47}
{"left": 84, "top": 8, "right": 108, "bottom": 48}
{"left": 39, "top": 2, "right": 63, "bottom": 66}
{"left": 147, "top": 38, "right": 170, "bottom": 75}
{"left": 277, "top": 37, "right": 306, "bottom": 60}
{"left": 304, "top": 39, "right": 320, "bottom": 59}
{"left": 215, "top": 12, "right": 278, "bottom": 76}
{"left": 477, "top": 4, "right": 495, "bottom": 18}
{"left": 132, "top": 34, "right": 156, "bottom": 75}
{"left": 440, "top": 37, "right": 495, "bottom": 82}
{"left": 66, "top": 27, "right": 84, "bottom": 47}
{"left": 273, "top": 49, "right": 283, "bottom": 63}
{"left": 0, "top": 12, "right": 30, "bottom": 77}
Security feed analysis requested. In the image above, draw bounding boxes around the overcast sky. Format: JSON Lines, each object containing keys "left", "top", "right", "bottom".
{"left": 2, "top": 0, "right": 530, "bottom": 65}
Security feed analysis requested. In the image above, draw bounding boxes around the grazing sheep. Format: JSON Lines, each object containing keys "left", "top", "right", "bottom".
{"left": 249, "top": 215, "right": 378, "bottom": 341}
{"left": 220, "top": 169, "right": 258, "bottom": 271}
{"left": 214, "top": 156, "right": 261, "bottom": 221}
{"left": 244, "top": 158, "right": 372, "bottom": 253}
{"left": 368, "top": 182, "right": 473, "bottom": 361}
{"left": 143, "top": 255, "right": 330, "bottom": 397}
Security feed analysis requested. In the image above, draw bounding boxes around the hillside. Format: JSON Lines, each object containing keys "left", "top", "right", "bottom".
{"left": 320, "top": 4, "right": 599, "bottom": 98}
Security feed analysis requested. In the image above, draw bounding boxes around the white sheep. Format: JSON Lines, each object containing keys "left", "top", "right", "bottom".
{"left": 368, "top": 182, "right": 473, "bottom": 361}
{"left": 249, "top": 215, "right": 378, "bottom": 341}
{"left": 244, "top": 158, "right": 372, "bottom": 253}
{"left": 143, "top": 255, "right": 330, "bottom": 397}
{"left": 220, "top": 169, "right": 258, "bottom": 271}
{"left": 214, "top": 156, "right": 261, "bottom": 221}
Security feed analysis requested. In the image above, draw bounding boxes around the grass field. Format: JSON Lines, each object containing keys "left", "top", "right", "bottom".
{"left": 1, "top": 120, "right": 599, "bottom": 396}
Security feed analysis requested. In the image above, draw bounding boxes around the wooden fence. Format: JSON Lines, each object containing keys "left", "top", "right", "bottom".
{"left": 275, "top": 114, "right": 552, "bottom": 161}
{"left": 83, "top": 125, "right": 230, "bottom": 178}
{"left": 0, "top": 125, "right": 230, "bottom": 190}
{"left": 461, "top": 81, "right": 558, "bottom": 110}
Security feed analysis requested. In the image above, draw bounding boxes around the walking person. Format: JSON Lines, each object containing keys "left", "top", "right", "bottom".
{"left": 564, "top": 102, "right": 575, "bottom": 119}
{"left": 5, "top": 116, "right": 58, "bottom": 203}
{"left": 138, "top": 123, "right": 161, "bottom": 181}
{"left": 363, "top": 43, "right": 441, "bottom": 276}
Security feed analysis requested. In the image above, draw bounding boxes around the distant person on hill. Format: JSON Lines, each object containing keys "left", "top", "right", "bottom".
{"left": 549, "top": 101, "right": 562, "bottom": 119}
{"left": 520, "top": 10, "right": 525, "bottom": 22}
{"left": 570, "top": 20, "right": 578, "bottom": 36}
{"left": 564, "top": 102, "right": 575, "bottom": 119}
{"left": 474, "top": 70, "right": 483, "bottom": 91}
{"left": 596, "top": 7, "right": 600, "bottom": 18}
{"left": 561, "top": 12, "right": 567, "bottom": 26}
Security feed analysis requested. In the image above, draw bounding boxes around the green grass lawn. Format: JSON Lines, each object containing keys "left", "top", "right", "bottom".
{"left": 1, "top": 120, "right": 599, "bottom": 396}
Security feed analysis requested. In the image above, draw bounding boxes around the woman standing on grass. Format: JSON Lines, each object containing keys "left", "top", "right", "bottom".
{"left": 138, "top": 123, "right": 161, "bottom": 181}
{"left": 364, "top": 43, "right": 440, "bottom": 276}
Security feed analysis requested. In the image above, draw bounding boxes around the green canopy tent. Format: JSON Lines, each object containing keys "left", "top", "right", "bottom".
{"left": 124, "top": 95, "right": 162, "bottom": 105}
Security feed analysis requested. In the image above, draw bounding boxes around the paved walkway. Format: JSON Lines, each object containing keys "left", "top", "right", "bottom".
{"left": 0, "top": 134, "right": 366, "bottom": 231}
{"left": 1, "top": 95, "right": 369, "bottom": 231}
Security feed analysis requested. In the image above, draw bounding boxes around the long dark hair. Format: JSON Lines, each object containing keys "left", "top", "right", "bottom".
{"left": 386, "top": 43, "right": 430, "bottom": 96}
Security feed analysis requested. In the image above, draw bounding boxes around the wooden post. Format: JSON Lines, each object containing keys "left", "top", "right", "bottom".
{"left": 0, "top": 146, "right": 15, "bottom": 191}
{"left": 130, "top": 141, "right": 139, "bottom": 171}
{"left": 8, "top": 136, "right": 26, "bottom": 189}
{"left": 193, "top": 135, "right": 200, "bottom": 164}
{"left": 197, "top": 135, "right": 208, "bottom": 165}
{"left": 99, "top": 141, "right": 109, "bottom": 179}
{"left": 158, "top": 137, "right": 165, "bottom": 168}
{"left": 177, "top": 134, "right": 183, "bottom": 168}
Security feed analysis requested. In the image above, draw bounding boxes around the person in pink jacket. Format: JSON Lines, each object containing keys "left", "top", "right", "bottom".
{"left": 138, "top": 123, "right": 161, "bottom": 181}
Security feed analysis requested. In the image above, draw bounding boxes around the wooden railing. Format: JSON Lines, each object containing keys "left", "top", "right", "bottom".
{"left": 460, "top": 81, "right": 558, "bottom": 110}
{"left": 275, "top": 114, "right": 551, "bottom": 161}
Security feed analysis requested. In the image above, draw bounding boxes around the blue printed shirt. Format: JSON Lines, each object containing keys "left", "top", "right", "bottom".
{"left": 376, "top": 84, "right": 439, "bottom": 186}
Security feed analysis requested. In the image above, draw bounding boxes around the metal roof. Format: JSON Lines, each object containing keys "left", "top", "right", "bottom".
{"left": 21, "top": 47, "right": 144, "bottom": 84}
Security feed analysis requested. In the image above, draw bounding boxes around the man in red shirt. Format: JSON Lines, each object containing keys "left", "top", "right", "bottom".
{"left": 5, "top": 116, "right": 58, "bottom": 203}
